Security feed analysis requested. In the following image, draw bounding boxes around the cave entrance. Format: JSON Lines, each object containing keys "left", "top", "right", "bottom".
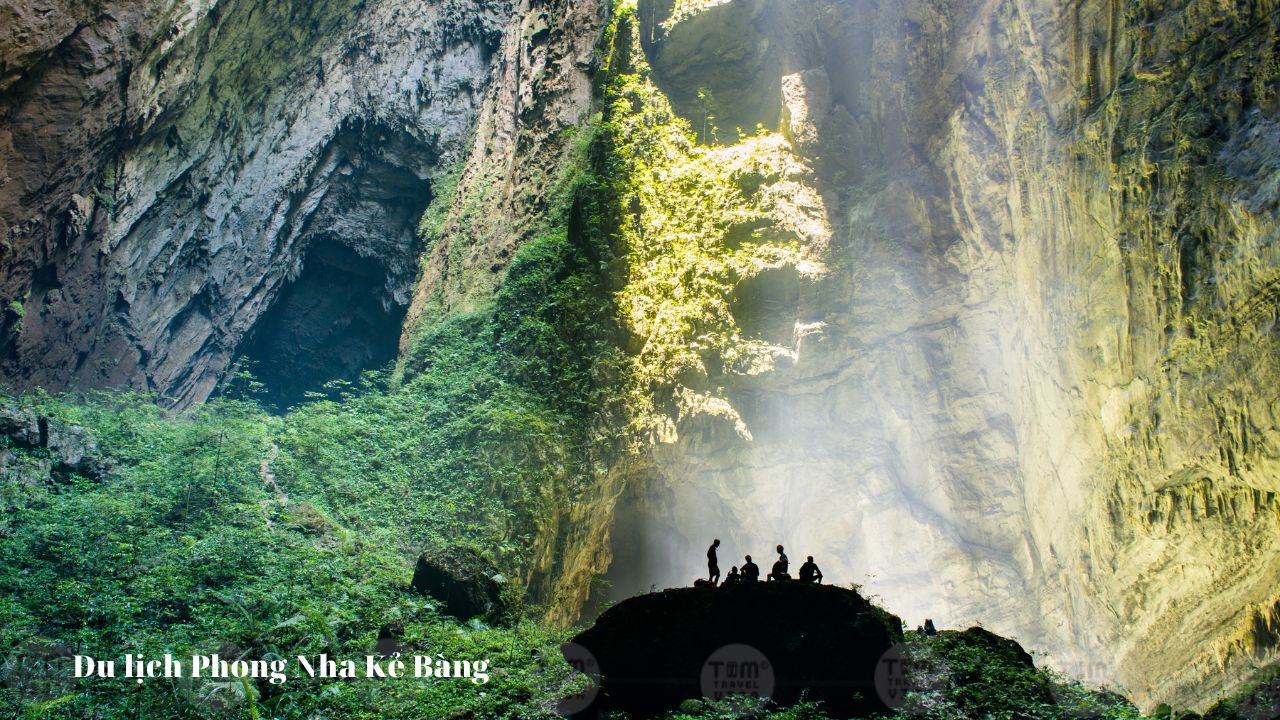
{"left": 237, "top": 241, "right": 408, "bottom": 410}
{"left": 232, "top": 118, "right": 435, "bottom": 410}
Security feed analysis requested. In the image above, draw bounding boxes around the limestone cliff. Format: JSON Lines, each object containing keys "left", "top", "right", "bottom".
{"left": 3, "top": 0, "right": 1279, "bottom": 712}
{"left": 566, "top": 0, "right": 1280, "bottom": 711}
{"left": 0, "top": 0, "right": 512, "bottom": 406}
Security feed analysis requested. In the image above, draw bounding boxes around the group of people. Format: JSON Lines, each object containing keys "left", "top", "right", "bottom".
{"left": 704, "top": 539, "right": 824, "bottom": 586}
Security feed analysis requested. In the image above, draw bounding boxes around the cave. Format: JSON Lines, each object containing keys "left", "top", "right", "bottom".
{"left": 234, "top": 119, "right": 435, "bottom": 410}
{"left": 237, "top": 241, "right": 408, "bottom": 409}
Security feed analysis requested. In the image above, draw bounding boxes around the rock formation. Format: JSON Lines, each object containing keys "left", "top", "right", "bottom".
{"left": 0, "top": 402, "right": 108, "bottom": 482}
{"left": 0, "top": 0, "right": 511, "bottom": 406}
{"left": 568, "top": 583, "right": 903, "bottom": 719}
{"left": 2, "top": 0, "right": 1278, "bottom": 711}
{"left": 577, "top": 0, "right": 1280, "bottom": 710}
{"left": 411, "top": 546, "right": 509, "bottom": 621}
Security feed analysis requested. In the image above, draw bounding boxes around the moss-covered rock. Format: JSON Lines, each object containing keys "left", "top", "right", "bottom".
{"left": 412, "top": 546, "right": 509, "bottom": 621}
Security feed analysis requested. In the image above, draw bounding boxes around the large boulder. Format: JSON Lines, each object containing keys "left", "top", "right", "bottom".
{"left": 410, "top": 547, "right": 508, "bottom": 621}
{"left": 0, "top": 402, "right": 41, "bottom": 446}
{"left": 0, "top": 403, "right": 109, "bottom": 482}
{"left": 568, "top": 583, "right": 903, "bottom": 718}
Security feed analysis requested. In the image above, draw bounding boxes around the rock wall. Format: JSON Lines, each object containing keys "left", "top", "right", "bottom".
{"left": 581, "top": 0, "right": 1280, "bottom": 710}
{"left": 0, "top": 0, "right": 511, "bottom": 406}
{"left": 3, "top": 0, "right": 1279, "bottom": 710}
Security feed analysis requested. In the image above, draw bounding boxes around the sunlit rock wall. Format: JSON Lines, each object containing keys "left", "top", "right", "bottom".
{"left": 592, "top": 0, "right": 1280, "bottom": 710}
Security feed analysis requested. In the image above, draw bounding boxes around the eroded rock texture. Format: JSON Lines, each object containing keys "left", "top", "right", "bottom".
{"left": 583, "top": 0, "right": 1280, "bottom": 710}
{"left": 0, "top": 0, "right": 510, "bottom": 406}
{"left": 3, "top": 0, "right": 1279, "bottom": 711}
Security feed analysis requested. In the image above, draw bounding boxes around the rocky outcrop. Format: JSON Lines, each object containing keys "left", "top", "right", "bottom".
{"left": 568, "top": 583, "right": 903, "bottom": 718}
{"left": 411, "top": 546, "right": 508, "bottom": 621}
{"left": 565, "top": 0, "right": 1280, "bottom": 712}
{"left": 400, "top": 0, "right": 608, "bottom": 330}
{"left": 0, "top": 0, "right": 511, "bottom": 407}
{"left": 0, "top": 402, "right": 108, "bottom": 482}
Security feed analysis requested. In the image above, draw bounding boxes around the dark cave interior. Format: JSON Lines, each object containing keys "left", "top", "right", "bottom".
{"left": 236, "top": 241, "right": 408, "bottom": 410}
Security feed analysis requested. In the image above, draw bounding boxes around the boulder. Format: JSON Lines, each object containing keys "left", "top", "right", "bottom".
{"left": 411, "top": 547, "right": 508, "bottom": 621}
{"left": 0, "top": 403, "right": 109, "bottom": 482}
{"left": 0, "top": 402, "right": 41, "bottom": 446}
{"left": 568, "top": 583, "right": 903, "bottom": 718}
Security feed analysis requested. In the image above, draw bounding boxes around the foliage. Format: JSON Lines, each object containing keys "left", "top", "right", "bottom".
{"left": 1201, "top": 666, "right": 1280, "bottom": 719}
{"left": 415, "top": 162, "right": 463, "bottom": 248}
{"left": 663, "top": 696, "right": 831, "bottom": 719}
{"left": 597, "top": 6, "right": 826, "bottom": 447}
{"left": 898, "top": 631, "right": 1145, "bottom": 720}
{"left": 0, "top": 391, "right": 582, "bottom": 719}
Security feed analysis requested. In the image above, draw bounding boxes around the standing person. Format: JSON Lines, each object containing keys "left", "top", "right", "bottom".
{"left": 707, "top": 539, "right": 721, "bottom": 585}
{"left": 741, "top": 555, "right": 760, "bottom": 583}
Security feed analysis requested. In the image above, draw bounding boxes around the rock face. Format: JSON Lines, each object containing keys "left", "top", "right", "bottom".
{"left": 0, "top": 402, "right": 108, "bottom": 482}
{"left": 3, "top": 0, "right": 1280, "bottom": 712}
{"left": 567, "top": 583, "right": 903, "bottom": 719}
{"left": 0, "top": 0, "right": 511, "bottom": 407}
{"left": 579, "top": 0, "right": 1280, "bottom": 711}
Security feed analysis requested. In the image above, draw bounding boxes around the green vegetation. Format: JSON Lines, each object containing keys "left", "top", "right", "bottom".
{"left": 415, "top": 163, "right": 463, "bottom": 249}
{"left": 1201, "top": 666, "right": 1280, "bottom": 719}
{"left": 4, "top": 300, "right": 23, "bottom": 336}
{"left": 0, "top": 392, "right": 585, "bottom": 719}
{"left": 598, "top": 6, "right": 825, "bottom": 446}
{"left": 898, "top": 631, "right": 1144, "bottom": 720}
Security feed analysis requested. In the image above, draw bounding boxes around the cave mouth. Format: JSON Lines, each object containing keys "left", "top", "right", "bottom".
{"left": 236, "top": 241, "right": 408, "bottom": 410}
{"left": 231, "top": 118, "right": 435, "bottom": 411}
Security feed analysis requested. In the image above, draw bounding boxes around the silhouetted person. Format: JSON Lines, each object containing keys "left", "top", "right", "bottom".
{"left": 724, "top": 566, "right": 741, "bottom": 585}
{"left": 741, "top": 555, "right": 760, "bottom": 583}
{"left": 798, "top": 556, "right": 823, "bottom": 583}
{"left": 924, "top": 619, "right": 937, "bottom": 636}
{"left": 768, "top": 545, "right": 791, "bottom": 581}
{"left": 707, "top": 539, "right": 721, "bottom": 585}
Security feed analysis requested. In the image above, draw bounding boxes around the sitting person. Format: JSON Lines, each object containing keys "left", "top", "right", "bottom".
{"left": 798, "top": 556, "right": 823, "bottom": 583}
{"left": 768, "top": 545, "right": 791, "bottom": 581}
{"left": 741, "top": 555, "right": 760, "bottom": 583}
{"left": 723, "top": 566, "right": 742, "bottom": 585}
